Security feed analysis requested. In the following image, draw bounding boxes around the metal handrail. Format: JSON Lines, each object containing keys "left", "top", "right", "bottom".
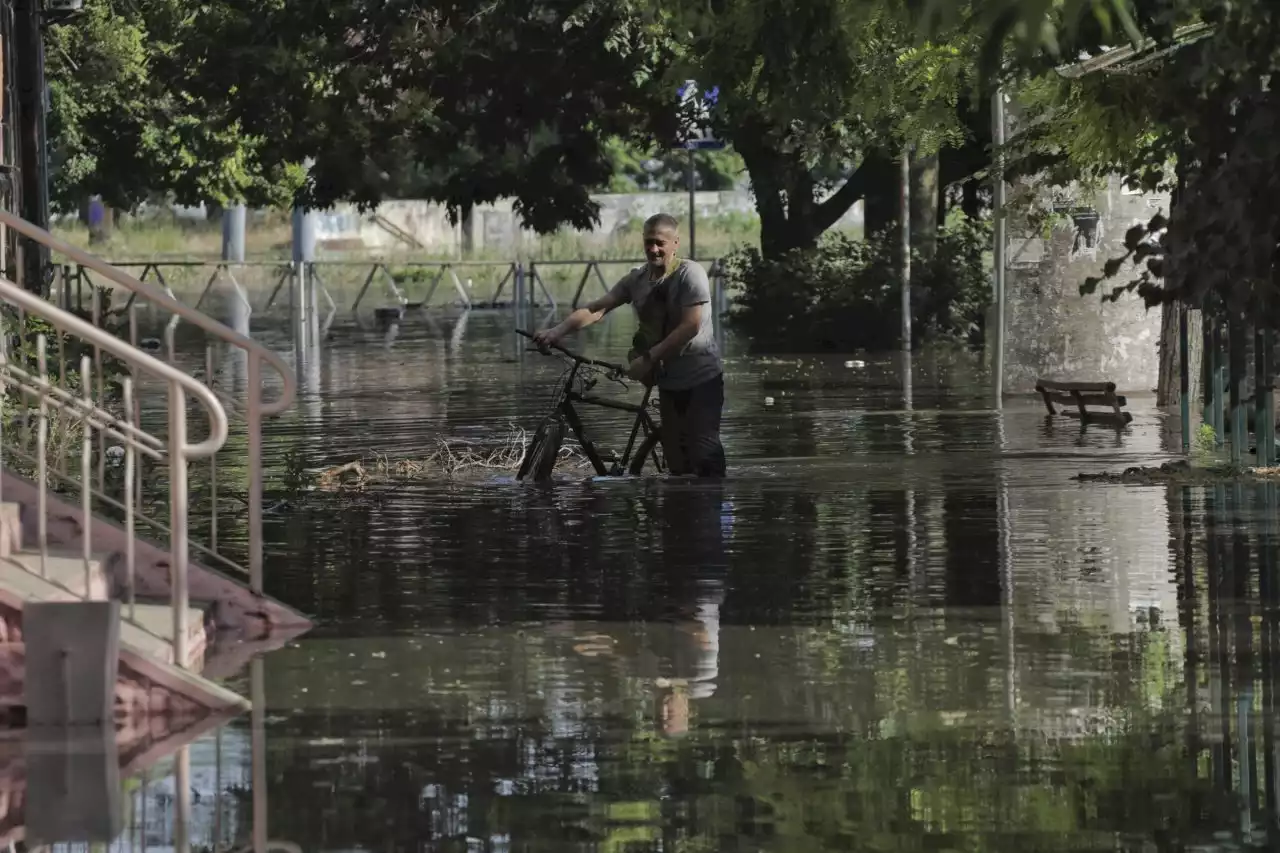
{"left": 0, "top": 209, "right": 296, "bottom": 416}
{"left": 3, "top": 209, "right": 297, "bottom": 594}
{"left": 0, "top": 278, "right": 230, "bottom": 670}
{"left": 0, "top": 281, "right": 228, "bottom": 456}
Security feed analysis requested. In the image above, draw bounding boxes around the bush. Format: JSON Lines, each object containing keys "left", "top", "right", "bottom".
{"left": 724, "top": 218, "right": 992, "bottom": 352}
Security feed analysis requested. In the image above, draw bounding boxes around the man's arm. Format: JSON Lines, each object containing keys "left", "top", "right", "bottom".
{"left": 647, "top": 303, "right": 703, "bottom": 363}
{"left": 535, "top": 279, "right": 629, "bottom": 345}
{"left": 646, "top": 265, "right": 711, "bottom": 363}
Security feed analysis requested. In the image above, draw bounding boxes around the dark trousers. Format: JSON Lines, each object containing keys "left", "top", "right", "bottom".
{"left": 658, "top": 374, "right": 726, "bottom": 477}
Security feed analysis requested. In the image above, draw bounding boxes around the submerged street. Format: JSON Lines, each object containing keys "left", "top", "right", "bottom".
{"left": 117, "top": 310, "right": 1280, "bottom": 851}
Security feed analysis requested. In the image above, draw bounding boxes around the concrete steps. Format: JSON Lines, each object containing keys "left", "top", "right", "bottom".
{"left": 1, "top": 471, "right": 312, "bottom": 635}
{"left": 0, "top": 499, "right": 248, "bottom": 718}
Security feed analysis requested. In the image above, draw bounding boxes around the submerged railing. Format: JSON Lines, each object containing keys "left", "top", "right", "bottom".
{"left": 0, "top": 211, "right": 297, "bottom": 601}
{"left": 0, "top": 278, "right": 226, "bottom": 668}
{"left": 63, "top": 256, "right": 734, "bottom": 318}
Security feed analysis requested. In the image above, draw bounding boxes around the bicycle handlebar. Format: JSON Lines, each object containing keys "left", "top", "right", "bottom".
{"left": 515, "top": 329, "right": 627, "bottom": 373}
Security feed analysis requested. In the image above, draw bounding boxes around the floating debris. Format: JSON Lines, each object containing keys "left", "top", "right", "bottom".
{"left": 1074, "top": 459, "right": 1280, "bottom": 485}
{"left": 312, "top": 424, "right": 591, "bottom": 489}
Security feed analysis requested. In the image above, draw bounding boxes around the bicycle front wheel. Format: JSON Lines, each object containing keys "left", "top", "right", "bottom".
{"left": 518, "top": 420, "right": 565, "bottom": 482}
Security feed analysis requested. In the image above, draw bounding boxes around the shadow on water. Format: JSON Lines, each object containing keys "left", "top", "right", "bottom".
{"left": 81, "top": 309, "right": 1280, "bottom": 849}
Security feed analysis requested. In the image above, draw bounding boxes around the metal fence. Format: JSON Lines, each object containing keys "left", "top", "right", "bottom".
{"left": 61, "top": 257, "right": 732, "bottom": 321}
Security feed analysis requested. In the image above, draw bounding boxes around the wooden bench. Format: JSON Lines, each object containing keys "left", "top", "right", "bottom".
{"left": 1035, "top": 379, "right": 1133, "bottom": 426}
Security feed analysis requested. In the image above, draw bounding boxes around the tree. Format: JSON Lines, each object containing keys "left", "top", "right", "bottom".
{"left": 161, "top": 0, "right": 678, "bottom": 234}
{"left": 44, "top": 0, "right": 681, "bottom": 234}
{"left": 1067, "top": 3, "right": 1280, "bottom": 324}
{"left": 44, "top": 0, "right": 303, "bottom": 212}
{"left": 665, "top": 0, "right": 985, "bottom": 259}
{"left": 949, "top": 0, "right": 1280, "bottom": 410}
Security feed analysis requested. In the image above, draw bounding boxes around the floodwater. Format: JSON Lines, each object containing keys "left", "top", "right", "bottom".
{"left": 116, "top": 308, "right": 1280, "bottom": 850}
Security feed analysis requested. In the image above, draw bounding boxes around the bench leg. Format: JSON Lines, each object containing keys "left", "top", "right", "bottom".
{"left": 1071, "top": 390, "right": 1089, "bottom": 422}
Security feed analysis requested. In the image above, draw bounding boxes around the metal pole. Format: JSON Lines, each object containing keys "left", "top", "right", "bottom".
{"left": 169, "top": 378, "right": 189, "bottom": 669}
{"left": 222, "top": 203, "right": 247, "bottom": 263}
{"left": 291, "top": 207, "right": 315, "bottom": 351}
{"left": 252, "top": 655, "right": 268, "bottom": 853}
{"left": 247, "top": 352, "right": 263, "bottom": 593}
{"left": 687, "top": 147, "right": 697, "bottom": 261}
{"left": 991, "top": 87, "right": 1007, "bottom": 408}
{"left": 1181, "top": 305, "right": 1191, "bottom": 453}
{"left": 1259, "top": 325, "right": 1276, "bottom": 466}
{"left": 1212, "top": 317, "right": 1226, "bottom": 445}
{"left": 900, "top": 146, "right": 912, "bottom": 350}
{"left": 1266, "top": 328, "right": 1277, "bottom": 465}
{"left": 176, "top": 745, "right": 192, "bottom": 853}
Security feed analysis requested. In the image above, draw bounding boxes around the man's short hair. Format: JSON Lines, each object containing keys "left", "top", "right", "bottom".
{"left": 644, "top": 213, "right": 680, "bottom": 233}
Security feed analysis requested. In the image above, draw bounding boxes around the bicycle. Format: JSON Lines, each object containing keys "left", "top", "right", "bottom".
{"left": 515, "top": 328, "right": 666, "bottom": 481}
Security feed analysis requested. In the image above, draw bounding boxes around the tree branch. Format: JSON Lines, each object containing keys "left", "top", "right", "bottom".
{"left": 811, "top": 162, "right": 868, "bottom": 235}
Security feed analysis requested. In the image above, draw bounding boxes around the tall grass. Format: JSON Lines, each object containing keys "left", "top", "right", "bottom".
{"left": 51, "top": 208, "right": 766, "bottom": 263}
{"left": 49, "top": 205, "right": 858, "bottom": 307}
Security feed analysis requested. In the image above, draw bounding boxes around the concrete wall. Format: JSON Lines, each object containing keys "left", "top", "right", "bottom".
{"left": 1002, "top": 174, "right": 1165, "bottom": 394}
{"left": 309, "top": 192, "right": 862, "bottom": 255}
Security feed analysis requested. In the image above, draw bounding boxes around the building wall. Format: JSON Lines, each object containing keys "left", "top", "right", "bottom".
{"left": 1001, "top": 174, "right": 1166, "bottom": 395}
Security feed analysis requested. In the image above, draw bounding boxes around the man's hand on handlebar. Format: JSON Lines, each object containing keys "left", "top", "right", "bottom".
{"left": 625, "top": 354, "right": 654, "bottom": 384}
{"left": 532, "top": 327, "right": 563, "bottom": 350}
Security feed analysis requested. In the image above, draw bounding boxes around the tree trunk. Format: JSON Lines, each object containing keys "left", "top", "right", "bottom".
{"left": 461, "top": 203, "right": 476, "bottom": 256}
{"left": 1157, "top": 159, "right": 1190, "bottom": 406}
{"left": 910, "top": 151, "right": 940, "bottom": 260}
{"left": 862, "top": 151, "right": 898, "bottom": 239}
{"left": 961, "top": 179, "right": 983, "bottom": 220}
{"left": 738, "top": 136, "right": 869, "bottom": 261}
{"left": 1157, "top": 303, "right": 1202, "bottom": 407}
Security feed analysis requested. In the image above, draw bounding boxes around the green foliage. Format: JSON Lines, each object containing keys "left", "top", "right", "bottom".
{"left": 599, "top": 139, "right": 745, "bottom": 193}
{"left": 1067, "top": 3, "right": 1280, "bottom": 323}
{"left": 670, "top": 0, "right": 986, "bottom": 257}
{"left": 173, "top": 0, "right": 678, "bottom": 234}
{"left": 909, "top": 0, "right": 1149, "bottom": 79}
{"left": 0, "top": 311, "right": 129, "bottom": 488}
{"left": 1007, "top": 71, "right": 1169, "bottom": 189}
{"left": 1194, "top": 423, "right": 1217, "bottom": 457}
{"left": 45, "top": 0, "right": 303, "bottom": 211}
{"left": 964, "top": 0, "right": 1280, "bottom": 327}
{"left": 724, "top": 218, "right": 992, "bottom": 352}
{"left": 46, "top": 0, "right": 681, "bottom": 234}
{"left": 44, "top": 0, "right": 996, "bottom": 253}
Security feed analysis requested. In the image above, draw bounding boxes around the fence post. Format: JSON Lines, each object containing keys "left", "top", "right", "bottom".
{"left": 1229, "top": 316, "right": 1247, "bottom": 463}
{"left": 1259, "top": 325, "right": 1276, "bottom": 466}
{"left": 1180, "top": 304, "right": 1190, "bottom": 453}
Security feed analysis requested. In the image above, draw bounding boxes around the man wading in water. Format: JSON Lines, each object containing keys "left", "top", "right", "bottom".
{"left": 532, "top": 213, "right": 726, "bottom": 477}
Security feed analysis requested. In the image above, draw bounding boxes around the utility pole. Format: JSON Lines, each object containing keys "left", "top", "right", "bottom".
{"left": 687, "top": 147, "right": 697, "bottom": 260}
{"left": 13, "top": 0, "right": 49, "bottom": 295}
{"left": 900, "top": 146, "right": 911, "bottom": 350}
{"left": 991, "top": 86, "right": 1007, "bottom": 408}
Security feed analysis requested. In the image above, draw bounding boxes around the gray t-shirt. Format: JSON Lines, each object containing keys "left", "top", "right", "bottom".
{"left": 609, "top": 260, "right": 723, "bottom": 391}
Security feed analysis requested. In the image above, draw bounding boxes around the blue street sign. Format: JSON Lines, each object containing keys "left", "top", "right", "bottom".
{"left": 675, "top": 80, "right": 724, "bottom": 150}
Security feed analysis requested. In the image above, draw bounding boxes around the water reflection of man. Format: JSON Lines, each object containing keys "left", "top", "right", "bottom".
{"left": 648, "top": 594, "right": 722, "bottom": 737}
{"left": 566, "top": 483, "right": 730, "bottom": 736}
{"left": 643, "top": 482, "right": 730, "bottom": 736}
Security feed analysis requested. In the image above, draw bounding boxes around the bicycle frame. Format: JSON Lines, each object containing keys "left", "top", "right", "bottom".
{"left": 516, "top": 328, "right": 663, "bottom": 476}
{"left": 553, "top": 357, "right": 663, "bottom": 476}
